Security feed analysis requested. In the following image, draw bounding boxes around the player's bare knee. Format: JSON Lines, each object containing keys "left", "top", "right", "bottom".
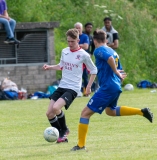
{"left": 46, "top": 111, "right": 55, "bottom": 119}
{"left": 106, "top": 112, "right": 115, "bottom": 116}
{"left": 105, "top": 108, "right": 116, "bottom": 116}
{"left": 52, "top": 106, "right": 59, "bottom": 114}
{"left": 81, "top": 107, "right": 87, "bottom": 116}
{"left": 81, "top": 110, "right": 84, "bottom": 117}
{"left": 81, "top": 107, "right": 93, "bottom": 118}
{"left": 56, "top": 110, "right": 61, "bottom": 115}
{"left": 46, "top": 111, "right": 50, "bottom": 118}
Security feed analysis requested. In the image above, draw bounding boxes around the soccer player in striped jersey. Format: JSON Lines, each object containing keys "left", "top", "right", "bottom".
{"left": 43, "top": 28, "right": 97, "bottom": 143}
{"left": 71, "top": 29, "right": 153, "bottom": 151}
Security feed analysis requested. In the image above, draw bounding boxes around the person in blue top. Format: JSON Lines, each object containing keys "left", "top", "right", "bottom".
{"left": 0, "top": 0, "right": 20, "bottom": 44}
{"left": 71, "top": 29, "right": 153, "bottom": 151}
{"left": 74, "top": 22, "right": 89, "bottom": 51}
{"left": 74, "top": 22, "right": 90, "bottom": 96}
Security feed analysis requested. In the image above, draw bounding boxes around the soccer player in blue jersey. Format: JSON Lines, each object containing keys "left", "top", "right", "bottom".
{"left": 71, "top": 29, "right": 153, "bottom": 151}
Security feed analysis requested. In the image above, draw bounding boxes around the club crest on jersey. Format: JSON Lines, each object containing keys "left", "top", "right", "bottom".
{"left": 76, "top": 55, "right": 81, "bottom": 60}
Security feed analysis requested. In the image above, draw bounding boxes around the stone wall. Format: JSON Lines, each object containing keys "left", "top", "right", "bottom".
{"left": 0, "top": 22, "right": 59, "bottom": 93}
{"left": 0, "top": 65, "right": 57, "bottom": 93}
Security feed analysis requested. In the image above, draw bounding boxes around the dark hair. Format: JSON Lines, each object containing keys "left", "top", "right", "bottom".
{"left": 66, "top": 28, "right": 79, "bottom": 39}
{"left": 103, "top": 17, "right": 112, "bottom": 22}
{"left": 93, "top": 29, "right": 106, "bottom": 43}
{"left": 84, "top": 22, "right": 93, "bottom": 28}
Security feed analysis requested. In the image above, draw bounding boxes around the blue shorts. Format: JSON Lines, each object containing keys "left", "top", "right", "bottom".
{"left": 87, "top": 89, "right": 121, "bottom": 114}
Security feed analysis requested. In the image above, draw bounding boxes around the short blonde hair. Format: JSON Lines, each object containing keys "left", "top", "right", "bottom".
{"left": 66, "top": 28, "right": 79, "bottom": 39}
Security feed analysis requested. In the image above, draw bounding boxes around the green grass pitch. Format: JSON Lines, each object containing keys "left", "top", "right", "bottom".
{"left": 0, "top": 88, "right": 156, "bottom": 160}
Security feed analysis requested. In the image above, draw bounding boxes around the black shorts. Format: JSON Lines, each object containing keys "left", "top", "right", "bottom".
{"left": 49, "top": 87, "right": 77, "bottom": 110}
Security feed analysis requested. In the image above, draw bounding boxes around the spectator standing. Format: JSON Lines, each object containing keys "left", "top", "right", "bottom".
{"left": 84, "top": 22, "right": 95, "bottom": 56}
{"left": 102, "top": 17, "right": 118, "bottom": 50}
{"left": 74, "top": 22, "right": 89, "bottom": 51}
{"left": 0, "top": 0, "right": 20, "bottom": 44}
{"left": 102, "top": 17, "right": 122, "bottom": 70}
{"left": 74, "top": 22, "right": 90, "bottom": 96}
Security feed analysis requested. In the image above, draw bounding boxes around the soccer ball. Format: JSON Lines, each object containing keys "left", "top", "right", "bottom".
{"left": 124, "top": 84, "right": 134, "bottom": 91}
{"left": 43, "top": 127, "right": 59, "bottom": 142}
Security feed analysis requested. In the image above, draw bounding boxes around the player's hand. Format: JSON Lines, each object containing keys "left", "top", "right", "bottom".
{"left": 118, "top": 70, "right": 127, "bottom": 81}
{"left": 42, "top": 64, "right": 50, "bottom": 70}
{"left": 85, "top": 86, "right": 91, "bottom": 96}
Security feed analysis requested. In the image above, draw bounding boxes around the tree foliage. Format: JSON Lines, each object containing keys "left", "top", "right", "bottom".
{"left": 6, "top": 0, "right": 157, "bottom": 83}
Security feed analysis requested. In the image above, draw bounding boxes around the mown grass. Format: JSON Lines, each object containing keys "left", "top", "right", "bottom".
{"left": 0, "top": 88, "right": 157, "bottom": 160}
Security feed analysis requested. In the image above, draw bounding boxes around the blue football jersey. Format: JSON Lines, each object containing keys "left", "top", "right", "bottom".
{"left": 94, "top": 45, "right": 122, "bottom": 93}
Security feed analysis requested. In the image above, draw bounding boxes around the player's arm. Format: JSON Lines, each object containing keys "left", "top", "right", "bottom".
{"left": 107, "top": 56, "right": 124, "bottom": 80}
{"left": 84, "top": 55, "right": 97, "bottom": 95}
{"left": 86, "top": 74, "right": 96, "bottom": 95}
{"left": 43, "top": 51, "right": 64, "bottom": 71}
{"left": 42, "top": 64, "right": 61, "bottom": 70}
{"left": 84, "top": 54, "right": 97, "bottom": 76}
{"left": 79, "top": 43, "right": 89, "bottom": 50}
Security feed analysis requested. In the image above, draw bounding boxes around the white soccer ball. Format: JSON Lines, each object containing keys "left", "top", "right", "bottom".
{"left": 43, "top": 127, "right": 59, "bottom": 142}
{"left": 124, "top": 84, "right": 134, "bottom": 91}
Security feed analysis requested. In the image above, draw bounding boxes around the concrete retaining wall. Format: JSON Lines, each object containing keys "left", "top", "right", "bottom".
{"left": 0, "top": 22, "right": 59, "bottom": 93}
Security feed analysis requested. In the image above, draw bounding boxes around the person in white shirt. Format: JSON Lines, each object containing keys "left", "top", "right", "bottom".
{"left": 42, "top": 28, "right": 97, "bottom": 143}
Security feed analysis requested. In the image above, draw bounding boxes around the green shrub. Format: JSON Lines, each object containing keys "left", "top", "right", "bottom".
{"left": 7, "top": 0, "right": 157, "bottom": 83}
